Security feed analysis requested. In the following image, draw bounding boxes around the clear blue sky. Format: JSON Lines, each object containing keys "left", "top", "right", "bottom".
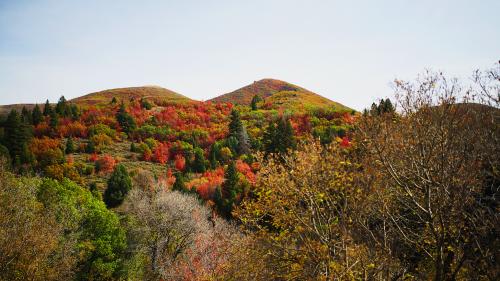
{"left": 1, "top": 0, "right": 499, "bottom": 110}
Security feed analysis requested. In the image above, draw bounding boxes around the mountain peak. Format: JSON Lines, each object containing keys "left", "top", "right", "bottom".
{"left": 209, "top": 79, "right": 351, "bottom": 111}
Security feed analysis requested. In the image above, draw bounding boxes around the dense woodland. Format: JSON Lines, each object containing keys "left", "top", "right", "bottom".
{"left": 0, "top": 64, "right": 498, "bottom": 280}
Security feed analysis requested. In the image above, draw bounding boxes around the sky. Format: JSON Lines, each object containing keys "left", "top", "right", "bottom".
{"left": 0, "top": 0, "right": 499, "bottom": 110}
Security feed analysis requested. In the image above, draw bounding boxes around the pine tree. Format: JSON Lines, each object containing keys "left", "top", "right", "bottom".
{"left": 3, "top": 109, "right": 32, "bottom": 164}
{"left": 263, "top": 117, "right": 295, "bottom": 154}
{"left": 21, "top": 106, "right": 32, "bottom": 124}
{"left": 228, "top": 109, "right": 250, "bottom": 156}
{"left": 172, "top": 172, "right": 186, "bottom": 192}
{"left": 49, "top": 109, "right": 58, "bottom": 130}
{"left": 219, "top": 161, "right": 240, "bottom": 217}
{"left": 55, "top": 96, "right": 68, "bottom": 116}
{"left": 70, "top": 104, "right": 80, "bottom": 120}
{"left": 43, "top": 99, "right": 52, "bottom": 116}
{"left": 116, "top": 103, "right": 136, "bottom": 134}
{"left": 65, "top": 138, "right": 75, "bottom": 154}
{"left": 32, "top": 104, "right": 43, "bottom": 126}
{"left": 104, "top": 164, "right": 132, "bottom": 208}
{"left": 192, "top": 147, "right": 207, "bottom": 173}
{"left": 250, "top": 94, "right": 262, "bottom": 110}
{"left": 208, "top": 142, "right": 220, "bottom": 169}
{"left": 263, "top": 122, "right": 277, "bottom": 154}
{"left": 276, "top": 116, "right": 296, "bottom": 153}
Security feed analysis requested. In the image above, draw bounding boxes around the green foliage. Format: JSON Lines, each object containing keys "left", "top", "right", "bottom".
{"left": 3, "top": 109, "right": 33, "bottom": 165}
{"left": 263, "top": 116, "right": 295, "bottom": 154}
{"left": 192, "top": 147, "right": 207, "bottom": 173}
{"left": 216, "top": 161, "right": 241, "bottom": 217}
{"left": 88, "top": 124, "right": 117, "bottom": 138}
{"left": 65, "top": 137, "right": 75, "bottom": 154}
{"left": 37, "top": 178, "right": 127, "bottom": 280}
{"left": 43, "top": 99, "right": 52, "bottom": 116}
{"left": 228, "top": 109, "right": 250, "bottom": 156}
{"left": 172, "top": 172, "right": 186, "bottom": 192}
{"left": 370, "top": 98, "right": 395, "bottom": 116}
{"left": 32, "top": 104, "right": 43, "bottom": 126}
{"left": 251, "top": 94, "right": 262, "bottom": 110}
{"left": 49, "top": 109, "right": 58, "bottom": 130}
{"left": 104, "top": 164, "right": 132, "bottom": 208}
{"left": 116, "top": 103, "right": 136, "bottom": 135}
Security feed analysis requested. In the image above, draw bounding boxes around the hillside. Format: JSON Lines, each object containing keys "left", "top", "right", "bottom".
{"left": 210, "top": 79, "right": 352, "bottom": 111}
{"left": 0, "top": 86, "right": 190, "bottom": 116}
{"left": 71, "top": 86, "right": 190, "bottom": 106}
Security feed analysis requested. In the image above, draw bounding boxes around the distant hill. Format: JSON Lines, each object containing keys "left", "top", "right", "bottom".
{"left": 210, "top": 79, "right": 352, "bottom": 111}
{"left": 0, "top": 86, "right": 190, "bottom": 116}
{"left": 71, "top": 86, "right": 190, "bottom": 106}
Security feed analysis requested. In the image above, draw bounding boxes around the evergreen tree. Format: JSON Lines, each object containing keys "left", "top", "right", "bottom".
{"left": 172, "top": 172, "right": 186, "bottom": 192}
{"left": 228, "top": 109, "right": 250, "bottom": 155}
{"left": 104, "top": 164, "right": 132, "bottom": 208}
{"left": 70, "top": 104, "right": 80, "bottom": 120}
{"left": 228, "top": 109, "right": 243, "bottom": 138}
{"left": 32, "top": 104, "right": 43, "bottom": 126}
{"left": 43, "top": 99, "right": 52, "bottom": 116}
{"left": 263, "top": 122, "right": 277, "bottom": 154}
{"left": 65, "top": 138, "right": 75, "bottom": 154}
{"left": 276, "top": 116, "right": 296, "bottom": 153}
{"left": 55, "top": 96, "right": 68, "bottom": 116}
{"left": 3, "top": 109, "right": 32, "bottom": 165}
{"left": 110, "top": 97, "right": 117, "bottom": 104}
{"left": 192, "top": 147, "right": 207, "bottom": 173}
{"left": 218, "top": 161, "right": 240, "bottom": 217}
{"left": 208, "top": 142, "right": 221, "bottom": 169}
{"left": 116, "top": 103, "right": 136, "bottom": 134}
{"left": 49, "top": 109, "right": 58, "bottom": 130}
{"left": 263, "top": 117, "right": 295, "bottom": 154}
{"left": 86, "top": 140, "right": 96, "bottom": 153}
{"left": 21, "top": 106, "right": 32, "bottom": 124}
{"left": 250, "top": 94, "right": 262, "bottom": 110}
{"left": 383, "top": 98, "right": 395, "bottom": 113}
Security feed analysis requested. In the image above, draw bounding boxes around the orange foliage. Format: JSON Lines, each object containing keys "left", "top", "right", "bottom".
{"left": 174, "top": 154, "right": 186, "bottom": 171}
{"left": 95, "top": 154, "right": 116, "bottom": 174}
{"left": 152, "top": 142, "right": 169, "bottom": 164}
{"left": 236, "top": 160, "right": 256, "bottom": 184}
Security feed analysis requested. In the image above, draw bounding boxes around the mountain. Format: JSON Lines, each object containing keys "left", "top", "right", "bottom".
{"left": 0, "top": 86, "right": 190, "bottom": 115}
{"left": 210, "top": 79, "right": 352, "bottom": 111}
{"left": 71, "top": 86, "right": 190, "bottom": 106}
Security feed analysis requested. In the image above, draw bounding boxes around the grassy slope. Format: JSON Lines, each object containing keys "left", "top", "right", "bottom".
{"left": 210, "top": 78, "right": 352, "bottom": 111}
{"left": 0, "top": 86, "right": 191, "bottom": 116}
{"left": 71, "top": 86, "right": 191, "bottom": 106}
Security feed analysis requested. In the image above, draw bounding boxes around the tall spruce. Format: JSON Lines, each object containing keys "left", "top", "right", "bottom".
{"left": 228, "top": 109, "right": 250, "bottom": 155}
{"left": 104, "top": 164, "right": 132, "bottom": 208}
{"left": 3, "top": 109, "right": 32, "bottom": 164}
{"left": 263, "top": 117, "right": 295, "bottom": 154}
{"left": 32, "top": 104, "right": 43, "bottom": 126}
{"left": 21, "top": 106, "right": 32, "bottom": 124}
{"left": 250, "top": 94, "right": 262, "bottom": 110}
{"left": 218, "top": 161, "right": 241, "bottom": 217}
{"left": 55, "top": 96, "right": 69, "bottom": 117}
{"left": 43, "top": 99, "right": 52, "bottom": 116}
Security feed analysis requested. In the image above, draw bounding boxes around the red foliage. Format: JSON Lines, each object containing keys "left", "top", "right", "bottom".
{"left": 340, "top": 136, "right": 351, "bottom": 148}
{"left": 88, "top": 153, "right": 99, "bottom": 162}
{"left": 186, "top": 167, "right": 225, "bottom": 200}
{"left": 152, "top": 142, "right": 169, "bottom": 164}
{"left": 96, "top": 154, "right": 116, "bottom": 174}
{"left": 235, "top": 160, "right": 256, "bottom": 184}
{"left": 58, "top": 121, "right": 87, "bottom": 138}
{"left": 174, "top": 154, "right": 186, "bottom": 171}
